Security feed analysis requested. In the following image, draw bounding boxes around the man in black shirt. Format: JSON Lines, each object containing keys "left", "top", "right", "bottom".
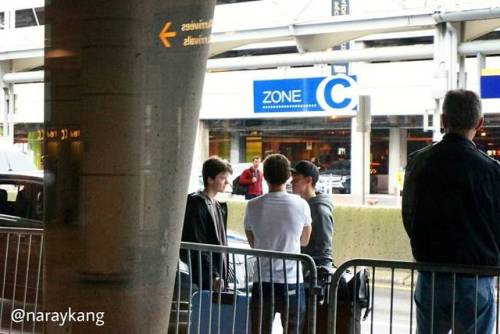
{"left": 403, "top": 89, "right": 500, "bottom": 334}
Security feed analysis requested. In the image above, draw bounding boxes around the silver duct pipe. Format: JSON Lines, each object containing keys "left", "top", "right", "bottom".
{"left": 433, "top": 7, "right": 500, "bottom": 23}
{"left": 207, "top": 37, "right": 500, "bottom": 72}
{"left": 6, "top": 41, "right": 500, "bottom": 77}
{"left": 207, "top": 44, "right": 434, "bottom": 71}
{"left": 459, "top": 39, "right": 500, "bottom": 56}
{"left": 3, "top": 70, "right": 44, "bottom": 83}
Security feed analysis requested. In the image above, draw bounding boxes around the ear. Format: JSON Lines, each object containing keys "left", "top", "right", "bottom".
{"left": 441, "top": 113, "right": 448, "bottom": 129}
{"left": 474, "top": 116, "right": 484, "bottom": 131}
{"left": 207, "top": 176, "right": 214, "bottom": 185}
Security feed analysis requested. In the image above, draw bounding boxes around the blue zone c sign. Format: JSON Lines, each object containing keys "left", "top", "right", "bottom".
{"left": 253, "top": 74, "right": 358, "bottom": 114}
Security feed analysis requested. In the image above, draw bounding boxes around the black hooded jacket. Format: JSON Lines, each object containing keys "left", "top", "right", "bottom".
{"left": 181, "top": 191, "right": 228, "bottom": 289}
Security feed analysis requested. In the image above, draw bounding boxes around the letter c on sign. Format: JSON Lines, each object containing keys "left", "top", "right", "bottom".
{"left": 316, "top": 74, "right": 358, "bottom": 113}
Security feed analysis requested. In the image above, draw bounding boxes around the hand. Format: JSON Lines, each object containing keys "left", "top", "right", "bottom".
{"left": 213, "top": 277, "right": 224, "bottom": 291}
{"left": 251, "top": 177, "right": 257, "bottom": 183}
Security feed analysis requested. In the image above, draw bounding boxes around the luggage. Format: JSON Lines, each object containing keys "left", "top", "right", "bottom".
{"left": 232, "top": 175, "right": 248, "bottom": 195}
{"left": 304, "top": 265, "right": 370, "bottom": 334}
{"left": 335, "top": 267, "right": 371, "bottom": 334}
{"left": 190, "top": 290, "right": 251, "bottom": 334}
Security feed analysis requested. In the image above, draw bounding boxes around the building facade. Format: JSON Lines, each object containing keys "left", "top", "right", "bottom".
{"left": 0, "top": 0, "right": 44, "bottom": 167}
{"left": 194, "top": 0, "right": 500, "bottom": 197}
{"left": 1, "top": 0, "right": 500, "bottom": 196}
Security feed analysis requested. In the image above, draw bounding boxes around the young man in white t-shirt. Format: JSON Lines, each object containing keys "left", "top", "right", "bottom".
{"left": 244, "top": 154, "right": 312, "bottom": 334}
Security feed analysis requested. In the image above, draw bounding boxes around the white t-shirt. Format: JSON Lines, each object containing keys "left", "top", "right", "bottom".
{"left": 244, "top": 191, "right": 312, "bottom": 283}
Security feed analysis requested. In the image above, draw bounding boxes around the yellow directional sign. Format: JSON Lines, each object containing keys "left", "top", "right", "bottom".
{"left": 158, "top": 19, "right": 212, "bottom": 49}
{"left": 159, "top": 22, "right": 177, "bottom": 48}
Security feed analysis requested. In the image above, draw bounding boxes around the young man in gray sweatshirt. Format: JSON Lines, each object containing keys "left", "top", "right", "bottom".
{"left": 292, "top": 160, "right": 338, "bottom": 333}
{"left": 291, "top": 160, "right": 334, "bottom": 266}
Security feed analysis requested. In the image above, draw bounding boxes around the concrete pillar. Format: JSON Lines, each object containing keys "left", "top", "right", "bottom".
{"left": 388, "top": 128, "right": 407, "bottom": 195}
{"left": 477, "top": 53, "right": 486, "bottom": 93}
{"left": 230, "top": 132, "right": 240, "bottom": 163}
{"left": 350, "top": 117, "right": 370, "bottom": 204}
{"left": 44, "top": 0, "right": 216, "bottom": 332}
{"left": 0, "top": 61, "right": 9, "bottom": 139}
{"left": 189, "top": 120, "right": 210, "bottom": 192}
{"left": 432, "top": 21, "right": 463, "bottom": 142}
{"left": 198, "top": 121, "right": 210, "bottom": 162}
{"left": 0, "top": 60, "right": 14, "bottom": 142}
{"left": 432, "top": 23, "right": 448, "bottom": 142}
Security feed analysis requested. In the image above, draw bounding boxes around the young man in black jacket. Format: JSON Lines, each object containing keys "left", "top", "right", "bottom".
{"left": 181, "top": 156, "right": 232, "bottom": 291}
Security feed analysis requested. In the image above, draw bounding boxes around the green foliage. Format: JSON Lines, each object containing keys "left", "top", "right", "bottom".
{"left": 226, "top": 200, "right": 247, "bottom": 235}
{"left": 225, "top": 200, "right": 412, "bottom": 263}
{"left": 332, "top": 206, "right": 412, "bottom": 264}
{"left": 27, "top": 131, "right": 43, "bottom": 169}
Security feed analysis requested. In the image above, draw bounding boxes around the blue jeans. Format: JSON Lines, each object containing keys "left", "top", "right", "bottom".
{"left": 415, "top": 272, "right": 495, "bottom": 334}
{"left": 250, "top": 282, "right": 305, "bottom": 334}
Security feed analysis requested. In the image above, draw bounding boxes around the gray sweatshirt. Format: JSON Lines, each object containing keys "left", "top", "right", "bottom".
{"left": 301, "top": 193, "right": 334, "bottom": 266}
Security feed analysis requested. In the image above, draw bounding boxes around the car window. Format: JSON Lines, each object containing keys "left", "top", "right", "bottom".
{"left": 0, "top": 181, "right": 43, "bottom": 221}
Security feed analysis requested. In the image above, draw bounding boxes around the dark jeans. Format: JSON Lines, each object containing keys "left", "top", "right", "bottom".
{"left": 415, "top": 272, "right": 495, "bottom": 334}
{"left": 245, "top": 194, "right": 259, "bottom": 200}
{"left": 250, "top": 282, "right": 305, "bottom": 334}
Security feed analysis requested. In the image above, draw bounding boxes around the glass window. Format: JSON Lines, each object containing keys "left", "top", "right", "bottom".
{"left": 34, "top": 7, "right": 45, "bottom": 25}
{"left": 15, "top": 7, "right": 45, "bottom": 28}
{"left": 0, "top": 182, "right": 43, "bottom": 220}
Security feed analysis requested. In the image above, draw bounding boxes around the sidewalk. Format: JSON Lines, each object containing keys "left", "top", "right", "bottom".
{"left": 371, "top": 268, "right": 415, "bottom": 288}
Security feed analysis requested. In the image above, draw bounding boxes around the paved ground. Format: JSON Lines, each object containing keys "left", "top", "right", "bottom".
{"left": 331, "top": 193, "right": 402, "bottom": 208}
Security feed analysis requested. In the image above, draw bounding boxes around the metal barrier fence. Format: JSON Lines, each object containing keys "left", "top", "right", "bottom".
{"left": 0, "top": 226, "right": 44, "bottom": 334}
{"left": 329, "top": 259, "right": 500, "bottom": 334}
{"left": 169, "top": 242, "right": 318, "bottom": 334}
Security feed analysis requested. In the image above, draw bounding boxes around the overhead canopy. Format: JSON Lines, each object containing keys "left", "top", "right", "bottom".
{"left": 209, "top": 7, "right": 500, "bottom": 57}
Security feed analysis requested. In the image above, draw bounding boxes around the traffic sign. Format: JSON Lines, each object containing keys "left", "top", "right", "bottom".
{"left": 253, "top": 74, "right": 358, "bottom": 114}
{"left": 481, "top": 69, "right": 500, "bottom": 99}
{"left": 159, "top": 22, "right": 177, "bottom": 48}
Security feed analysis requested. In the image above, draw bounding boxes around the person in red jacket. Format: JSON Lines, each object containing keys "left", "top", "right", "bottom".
{"left": 239, "top": 156, "right": 263, "bottom": 200}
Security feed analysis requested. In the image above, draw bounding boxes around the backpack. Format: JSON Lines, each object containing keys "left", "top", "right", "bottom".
{"left": 232, "top": 175, "right": 248, "bottom": 195}
{"left": 338, "top": 267, "right": 371, "bottom": 320}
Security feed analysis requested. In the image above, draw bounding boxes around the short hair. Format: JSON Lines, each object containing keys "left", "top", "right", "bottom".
{"left": 442, "top": 89, "right": 482, "bottom": 131}
{"left": 202, "top": 156, "right": 232, "bottom": 187}
{"left": 252, "top": 155, "right": 261, "bottom": 161}
{"left": 263, "top": 154, "right": 290, "bottom": 186}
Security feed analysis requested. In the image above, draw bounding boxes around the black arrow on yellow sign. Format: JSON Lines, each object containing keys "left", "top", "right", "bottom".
{"left": 159, "top": 22, "right": 177, "bottom": 48}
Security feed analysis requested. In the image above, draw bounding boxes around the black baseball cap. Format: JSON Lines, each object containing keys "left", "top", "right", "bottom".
{"left": 291, "top": 160, "right": 319, "bottom": 184}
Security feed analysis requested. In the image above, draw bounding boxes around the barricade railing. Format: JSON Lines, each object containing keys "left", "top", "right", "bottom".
{"left": 169, "top": 242, "right": 318, "bottom": 334}
{"left": 329, "top": 259, "right": 500, "bottom": 334}
{"left": 0, "top": 226, "right": 44, "bottom": 334}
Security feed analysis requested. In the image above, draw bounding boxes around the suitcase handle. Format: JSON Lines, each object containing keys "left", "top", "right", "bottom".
{"left": 207, "top": 291, "right": 239, "bottom": 305}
